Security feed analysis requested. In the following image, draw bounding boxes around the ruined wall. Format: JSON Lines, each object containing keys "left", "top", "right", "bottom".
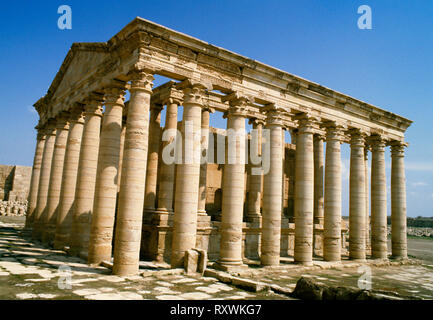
{"left": 0, "top": 165, "right": 32, "bottom": 201}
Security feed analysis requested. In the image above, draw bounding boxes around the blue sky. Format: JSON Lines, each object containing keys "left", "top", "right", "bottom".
{"left": 0, "top": 1, "right": 432, "bottom": 217}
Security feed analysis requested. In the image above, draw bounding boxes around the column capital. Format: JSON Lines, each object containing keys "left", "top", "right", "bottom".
{"left": 176, "top": 79, "right": 212, "bottom": 105}
{"left": 83, "top": 93, "right": 104, "bottom": 117}
{"left": 55, "top": 111, "right": 71, "bottom": 130}
{"left": 294, "top": 113, "right": 320, "bottom": 134}
{"left": 313, "top": 133, "right": 326, "bottom": 141}
{"left": 368, "top": 134, "right": 387, "bottom": 150}
{"left": 104, "top": 80, "right": 127, "bottom": 107}
{"left": 263, "top": 104, "right": 285, "bottom": 126}
{"left": 43, "top": 118, "right": 57, "bottom": 135}
{"left": 223, "top": 93, "right": 251, "bottom": 118}
{"left": 348, "top": 128, "right": 368, "bottom": 147}
{"left": 390, "top": 140, "right": 408, "bottom": 157}
{"left": 69, "top": 103, "right": 85, "bottom": 124}
{"left": 323, "top": 121, "right": 346, "bottom": 142}
{"left": 128, "top": 68, "right": 154, "bottom": 93}
{"left": 150, "top": 102, "right": 164, "bottom": 112}
{"left": 248, "top": 117, "right": 266, "bottom": 127}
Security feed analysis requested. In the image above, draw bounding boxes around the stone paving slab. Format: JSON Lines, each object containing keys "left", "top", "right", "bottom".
{"left": 0, "top": 221, "right": 287, "bottom": 300}
{"left": 1, "top": 218, "right": 433, "bottom": 300}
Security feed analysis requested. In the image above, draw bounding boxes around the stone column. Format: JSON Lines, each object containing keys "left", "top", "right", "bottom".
{"left": 391, "top": 141, "right": 407, "bottom": 259}
{"left": 117, "top": 117, "right": 127, "bottom": 191}
{"left": 218, "top": 93, "right": 248, "bottom": 268}
{"left": 349, "top": 130, "right": 366, "bottom": 261}
{"left": 69, "top": 95, "right": 104, "bottom": 256}
{"left": 370, "top": 136, "right": 388, "bottom": 259}
{"left": 143, "top": 104, "right": 162, "bottom": 213}
{"left": 247, "top": 119, "right": 264, "bottom": 219}
{"left": 171, "top": 80, "right": 209, "bottom": 268}
{"left": 294, "top": 115, "right": 316, "bottom": 265}
{"left": 32, "top": 121, "right": 57, "bottom": 240}
{"left": 261, "top": 105, "right": 284, "bottom": 266}
{"left": 42, "top": 113, "right": 70, "bottom": 245}
{"left": 313, "top": 135, "right": 325, "bottom": 225}
{"left": 364, "top": 147, "right": 370, "bottom": 252}
{"left": 24, "top": 127, "right": 46, "bottom": 230}
{"left": 323, "top": 124, "right": 344, "bottom": 262}
{"left": 53, "top": 106, "right": 85, "bottom": 249}
{"left": 198, "top": 107, "right": 212, "bottom": 215}
{"left": 88, "top": 81, "right": 127, "bottom": 265}
{"left": 113, "top": 70, "right": 154, "bottom": 276}
{"left": 156, "top": 98, "right": 180, "bottom": 213}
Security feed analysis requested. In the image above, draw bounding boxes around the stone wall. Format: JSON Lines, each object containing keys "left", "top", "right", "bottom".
{"left": 0, "top": 165, "right": 32, "bottom": 201}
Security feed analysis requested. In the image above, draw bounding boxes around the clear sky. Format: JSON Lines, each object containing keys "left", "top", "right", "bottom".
{"left": 0, "top": 1, "right": 432, "bottom": 217}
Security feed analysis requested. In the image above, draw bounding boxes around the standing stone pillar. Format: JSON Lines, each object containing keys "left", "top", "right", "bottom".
{"left": 390, "top": 141, "right": 408, "bottom": 259}
{"left": 32, "top": 121, "right": 57, "bottom": 240}
{"left": 88, "top": 81, "right": 127, "bottom": 265}
{"left": 261, "top": 105, "right": 284, "bottom": 266}
{"left": 364, "top": 147, "right": 370, "bottom": 252}
{"left": 53, "top": 106, "right": 85, "bottom": 249}
{"left": 143, "top": 104, "right": 162, "bottom": 213}
{"left": 313, "top": 135, "right": 325, "bottom": 225}
{"left": 247, "top": 119, "right": 264, "bottom": 219}
{"left": 218, "top": 93, "right": 248, "bottom": 268}
{"left": 198, "top": 107, "right": 213, "bottom": 215}
{"left": 171, "top": 80, "right": 210, "bottom": 268}
{"left": 323, "top": 124, "right": 344, "bottom": 262}
{"left": 69, "top": 95, "right": 104, "bottom": 256}
{"left": 113, "top": 70, "right": 154, "bottom": 276}
{"left": 117, "top": 117, "right": 127, "bottom": 191}
{"left": 156, "top": 98, "right": 180, "bottom": 213}
{"left": 294, "top": 114, "right": 317, "bottom": 265}
{"left": 370, "top": 136, "right": 388, "bottom": 259}
{"left": 349, "top": 130, "right": 367, "bottom": 261}
{"left": 25, "top": 127, "right": 46, "bottom": 230}
{"left": 42, "top": 113, "right": 70, "bottom": 245}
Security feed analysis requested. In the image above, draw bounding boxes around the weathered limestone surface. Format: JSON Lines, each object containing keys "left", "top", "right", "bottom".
{"left": 32, "top": 123, "right": 56, "bottom": 240}
{"left": 113, "top": 70, "right": 153, "bottom": 276}
{"left": 323, "top": 125, "right": 343, "bottom": 262}
{"left": 69, "top": 99, "right": 103, "bottom": 256}
{"left": 53, "top": 108, "right": 85, "bottom": 249}
{"left": 88, "top": 84, "right": 126, "bottom": 265}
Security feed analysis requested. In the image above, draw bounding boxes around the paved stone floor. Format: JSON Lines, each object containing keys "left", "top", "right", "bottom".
{"left": 1, "top": 216, "right": 433, "bottom": 300}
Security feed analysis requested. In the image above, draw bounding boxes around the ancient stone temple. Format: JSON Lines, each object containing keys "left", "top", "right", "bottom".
{"left": 25, "top": 17, "right": 412, "bottom": 276}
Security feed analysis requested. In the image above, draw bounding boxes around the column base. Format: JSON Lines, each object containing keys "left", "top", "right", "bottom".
{"left": 213, "top": 261, "right": 246, "bottom": 273}
{"left": 294, "top": 260, "right": 314, "bottom": 267}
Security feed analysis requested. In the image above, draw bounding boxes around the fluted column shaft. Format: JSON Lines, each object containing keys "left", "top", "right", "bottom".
{"left": 294, "top": 116, "right": 315, "bottom": 265}
{"left": 25, "top": 130, "right": 46, "bottom": 229}
{"left": 113, "top": 70, "right": 154, "bottom": 276}
{"left": 53, "top": 108, "right": 85, "bottom": 249}
{"left": 219, "top": 97, "right": 247, "bottom": 267}
{"left": 171, "top": 81, "right": 207, "bottom": 268}
{"left": 364, "top": 148, "right": 370, "bottom": 250}
{"left": 69, "top": 99, "right": 103, "bottom": 256}
{"left": 88, "top": 84, "right": 126, "bottom": 265}
{"left": 371, "top": 137, "right": 388, "bottom": 259}
{"left": 143, "top": 104, "right": 162, "bottom": 211}
{"left": 32, "top": 124, "right": 56, "bottom": 240}
{"left": 391, "top": 142, "right": 407, "bottom": 259}
{"left": 247, "top": 120, "right": 263, "bottom": 218}
{"left": 323, "top": 126, "right": 343, "bottom": 262}
{"left": 42, "top": 116, "right": 70, "bottom": 245}
{"left": 349, "top": 132, "right": 366, "bottom": 260}
{"left": 198, "top": 108, "right": 211, "bottom": 214}
{"left": 313, "top": 135, "right": 325, "bottom": 225}
{"left": 261, "top": 108, "right": 283, "bottom": 266}
{"left": 157, "top": 100, "right": 179, "bottom": 213}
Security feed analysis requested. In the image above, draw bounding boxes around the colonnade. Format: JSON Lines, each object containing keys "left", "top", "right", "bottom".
{"left": 25, "top": 72, "right": 408, "bottom": 276}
